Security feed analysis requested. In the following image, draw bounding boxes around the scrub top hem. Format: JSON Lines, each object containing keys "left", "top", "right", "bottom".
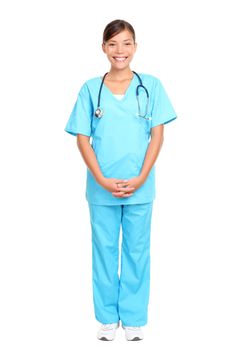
{"left": 151, "top": 115, "right": 177, "bottom": 128}
{"left": 64, "top": 128, "right": 91, "bottom": 137}
{"left": 86, "top": 197, "right": 155, "bottom": 206}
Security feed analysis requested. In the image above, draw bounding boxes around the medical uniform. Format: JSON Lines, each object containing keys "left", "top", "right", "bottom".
{"left": 65, "top": 73, "right": 176, "bottom": 326}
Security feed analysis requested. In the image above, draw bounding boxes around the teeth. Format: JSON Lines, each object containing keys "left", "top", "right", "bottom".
{"left": 114, "top": 57, "right": 127, "bottom": 61}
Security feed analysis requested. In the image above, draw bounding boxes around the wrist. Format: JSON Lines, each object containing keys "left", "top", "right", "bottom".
{"left": 138, "top": 174, "right": 146, "bottom": 185}
{"left": 96, "top": 174, "right": 106, "bottom": 186}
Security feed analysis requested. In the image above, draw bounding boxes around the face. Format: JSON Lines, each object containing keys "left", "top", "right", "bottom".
{"left": 102, "top": 29, "right": 137, "bottom": 70}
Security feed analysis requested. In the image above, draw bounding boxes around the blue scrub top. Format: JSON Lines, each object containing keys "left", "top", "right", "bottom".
{"left": 65, "top": 73, "right": 177, "bottom": 205}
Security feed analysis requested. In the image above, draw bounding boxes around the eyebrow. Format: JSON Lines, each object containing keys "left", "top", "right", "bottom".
{"left": 108, "top": 39, "right": 133, "bottom": 42}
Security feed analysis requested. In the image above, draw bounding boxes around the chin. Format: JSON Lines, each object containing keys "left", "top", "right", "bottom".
{"left": 111, "top": 62, "right": 130, "bottom": 69}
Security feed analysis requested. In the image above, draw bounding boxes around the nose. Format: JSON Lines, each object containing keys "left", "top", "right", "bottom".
{"left": 115, "top": 44, "right": 124, "bottom": 53}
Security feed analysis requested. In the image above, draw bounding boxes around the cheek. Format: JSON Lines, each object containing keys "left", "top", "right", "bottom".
{"left": 127, "top": 48, "right": 135, "bottom": 55}
{"left": 107, "top": 50, "right": 114, "bottom": 57}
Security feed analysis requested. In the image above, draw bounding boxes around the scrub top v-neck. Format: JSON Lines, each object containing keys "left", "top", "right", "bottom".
{"left": 65, "top": 73, "right": 177, "bottom": 205}
{"left": 102, "top": 74, "right": 135, "bottom": 103}
{"left": 113, "top": 94, "right": 124, "bottom": 100}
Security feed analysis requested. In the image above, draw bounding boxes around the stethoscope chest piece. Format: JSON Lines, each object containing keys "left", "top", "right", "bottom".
{"left": 95, "top": 107, "right": 104, "bottom": 118}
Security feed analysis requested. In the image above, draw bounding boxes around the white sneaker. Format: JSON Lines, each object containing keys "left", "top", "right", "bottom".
{"left": 123, "top": 326, "right": 144, "bottom": 341}
{"left": 97, "top": 322, "right": 119, "bottom": 341}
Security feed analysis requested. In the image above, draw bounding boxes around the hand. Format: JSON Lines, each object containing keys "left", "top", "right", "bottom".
{"left": 111, "top": 176, "right": 144, "bottom": 198}
{"left": 100, "top": 178, "right": 136, "bottom": 198}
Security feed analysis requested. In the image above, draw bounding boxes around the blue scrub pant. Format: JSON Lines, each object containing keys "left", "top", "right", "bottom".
{"left": 88, "top": 202, "right": 154, "bottom": 327}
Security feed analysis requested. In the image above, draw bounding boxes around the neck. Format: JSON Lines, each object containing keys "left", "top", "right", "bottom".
{"left": 107, "top": 67, "right": 133, "bottom": 81}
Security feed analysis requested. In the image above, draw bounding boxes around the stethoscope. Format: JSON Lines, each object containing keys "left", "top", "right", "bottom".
{"left": 95, "top": 71, "right": 151, "bottom": 120}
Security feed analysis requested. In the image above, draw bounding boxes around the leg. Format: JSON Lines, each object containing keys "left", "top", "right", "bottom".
{"left": 88, "top": 203, "right": 122, "bottom": 324}
{"left": 118, "top": 202, "right": 154, "bottom": 326}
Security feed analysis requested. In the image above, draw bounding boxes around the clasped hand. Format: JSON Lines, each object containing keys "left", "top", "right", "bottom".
{"left": 100, "top": 177, "right": 144, "bottom": 198}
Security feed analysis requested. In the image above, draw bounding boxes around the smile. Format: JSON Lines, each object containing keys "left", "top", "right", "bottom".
{"left": 113, "top": 56, "right": 128, "bottom": 62}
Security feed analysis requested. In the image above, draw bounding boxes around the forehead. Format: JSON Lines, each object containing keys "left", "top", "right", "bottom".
{"left": 108, "top": 30, "right": 134, "bottom": 42}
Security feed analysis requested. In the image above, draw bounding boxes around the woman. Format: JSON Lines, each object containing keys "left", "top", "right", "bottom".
{"left": 65, "top": 19, "right": 177, "bottom": 341}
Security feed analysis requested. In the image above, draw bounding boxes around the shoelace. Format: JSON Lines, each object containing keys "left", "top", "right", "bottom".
{"left": 125, "top": 326, "right": 140, "bottom": 330}
{"left": 101, "top": 323, "right": 117, "bottom": 330}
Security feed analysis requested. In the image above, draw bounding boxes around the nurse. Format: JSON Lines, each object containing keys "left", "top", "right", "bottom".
{"left": 65, "top": 19, "right": 177, "bottom": 341}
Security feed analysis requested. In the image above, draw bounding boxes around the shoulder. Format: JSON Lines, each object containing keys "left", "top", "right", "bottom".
{"left": 138, "top": 72, "right": 161, "bottom": 87}
{"left": 83, "top": 76, "right": 101, "bottom": 87}
{"left": 78, "top": 76, "right": 101, "bottom": 96}
{"left": 76, "top": 76, "right": 101, "bottom": 97}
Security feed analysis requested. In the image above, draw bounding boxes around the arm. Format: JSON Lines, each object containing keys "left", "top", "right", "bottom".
{"left": 76, "top": 134, "right": 105, "bottom": 185}
{"left": 139, "top": 124, "right": 164, "bottom": 184}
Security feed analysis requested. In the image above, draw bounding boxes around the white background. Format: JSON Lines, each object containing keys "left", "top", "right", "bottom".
{"left": 0, "top": 0, "right": 233, "bottom": 349}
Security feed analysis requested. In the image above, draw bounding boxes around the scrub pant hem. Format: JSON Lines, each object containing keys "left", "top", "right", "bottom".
{"left": 95, "top": 316, "right": 120, "bottom": 324}
{"left": 122, "top": 321, "right": 148, "bottom": 327}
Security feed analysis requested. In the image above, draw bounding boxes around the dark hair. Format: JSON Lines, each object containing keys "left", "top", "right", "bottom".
{"left": 103, "top": 19, "right": 136, "bottom": 44}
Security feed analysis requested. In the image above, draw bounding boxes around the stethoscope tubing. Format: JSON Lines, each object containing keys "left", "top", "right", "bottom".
{"left": 95, "top": 71, "right": 150, "bottom": 119}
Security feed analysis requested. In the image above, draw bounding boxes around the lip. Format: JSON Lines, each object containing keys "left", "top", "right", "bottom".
{"left": 113, "top": 56, "right": 128, "bottom": 61}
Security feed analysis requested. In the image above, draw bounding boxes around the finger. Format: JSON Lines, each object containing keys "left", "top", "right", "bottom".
{"left": 112, "top": 191, "right": 124, "bottom": 197}
{"left": 116, "top": 180, "right": 129, "bottom": 186}
{"left": 122, "top": 193, "right": 133, "bottom": 197}
{"left": 116, "top": 183, "right": 129, "bottom": 189}
{"left": 112, "top": 191, "right": 134, "bottom": 197}
{"left": 117, "top": 187, "right": 135, "bottom": 192}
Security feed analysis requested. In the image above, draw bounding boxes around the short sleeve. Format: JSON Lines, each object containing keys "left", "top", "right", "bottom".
{"left": 64, "top": 83, "right": 93, "bottom": 137}
{"left": 151, "top": 78, "right": 177, "bottom": 128}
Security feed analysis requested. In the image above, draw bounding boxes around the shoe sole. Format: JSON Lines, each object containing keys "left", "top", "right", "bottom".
{"left": 98, "top": 337, "right": 113, "bottom": 341}
{"left": 128, "top": 337, "right": 143, "bottom": 341}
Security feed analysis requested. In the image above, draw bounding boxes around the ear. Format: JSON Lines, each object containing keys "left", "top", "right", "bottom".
{"left": 134, "top": 42, "right": 138, "bottom": 53}
{"left": 102, "top": 43, "right": 106, "bottom": 53}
